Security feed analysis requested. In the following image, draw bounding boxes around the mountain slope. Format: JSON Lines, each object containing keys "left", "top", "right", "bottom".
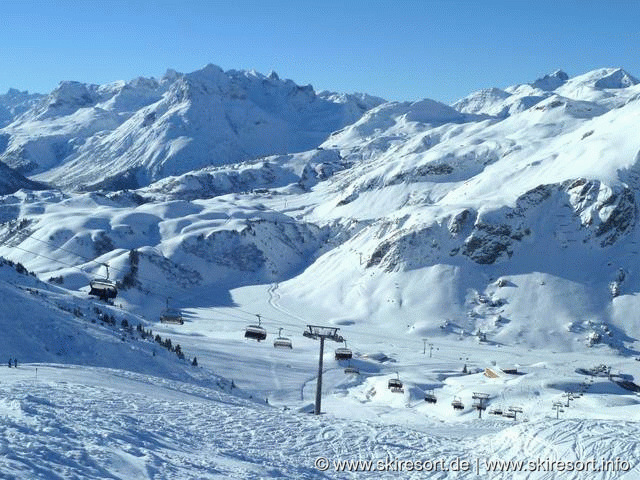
{"left": 1, "top": 66, "right": 640, "bottom": 353}
{"left": 0, "top": 65, "right": 384, "bottom": 189}
{"left": 0, "top": 160, "right": 46, "bottom": 195}
{"left": 0, "top": 88, "right": 44, "bottom": 127}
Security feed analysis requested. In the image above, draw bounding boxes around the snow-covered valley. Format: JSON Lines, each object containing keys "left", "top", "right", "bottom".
{"left": 2, "top": 65, "right": 640, "bottom": 478}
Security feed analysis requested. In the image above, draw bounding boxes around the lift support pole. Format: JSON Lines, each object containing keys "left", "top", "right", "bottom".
{"left": 315, "top": 336, "right": 325, "bottom": 415}
{"left": 303, "top": 325, "right": 343, "bottom": 416}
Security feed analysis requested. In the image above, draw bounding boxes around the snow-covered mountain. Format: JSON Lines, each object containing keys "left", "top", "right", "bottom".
{"left": 0, "top": 88, "right": 43, "bottom": 127}
{"left": 3, "top": 66, "right": 640, "bottom": 350}
{"left": 0, "top": 65, "right": 384, "bottom": 189}
{"left": 453, "top": 67, "right": 639, "bottom": 118}
{"left": 3, "top": 65, "right": 640, "bottom": 478}
{"left": 0, "top": 160, "right": 45, "bottom": 195}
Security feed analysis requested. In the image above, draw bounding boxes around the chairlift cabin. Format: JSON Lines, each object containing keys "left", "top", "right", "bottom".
{"left": 160, "top": 298, "right": 183, "bottom": 324}
{"left": 245, "top": 315, "right": 267, "bottom": 342}
{"left": 89, "top": 280, "right": 118, "bottom": 300}
{"left": 388, "top": 373, "right": 403, "bottom": 392}
{"left": 89, "top": 264, "right": 117, "bottom": 301}
{"left": 334, "top": 341, "right": 352, "bottom": 361}
{"left": 274, "top": 328, "right": 292, "bottom": 349}
{"left": 424, "top": 389, "right": 437, "bottom": 404}
{"left": 160, "top": 308, "right": 183, "bottom": 325}
{"left": 451, "top": 396, "right": 464, "bottom": 410}
{"left": 344, "top": 361, "right": 359, "bottom": 375}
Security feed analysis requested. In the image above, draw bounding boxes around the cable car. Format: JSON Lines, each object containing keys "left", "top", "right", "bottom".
{"left": 245, "top": 315, "right": 267, "bottom": 342}
{"left": 89, "top": 264, "right": 117, "bottom": 301}
{"left": 334, "top": 341, "right": 352, "bottom": 361}
{"left": 451, "top": 396, "right": 464, "bottom": 410}
{"left": 388, "top": 373, "right": 404, "bottom": 393}
{"left": 273, "top": 328, "right": 292, "bottom": 349}
{"left": 424, "top": 389, "right": 437, "bottom": 404}
{"left": 489, "top": 407, "right": 503, "bottom": 415}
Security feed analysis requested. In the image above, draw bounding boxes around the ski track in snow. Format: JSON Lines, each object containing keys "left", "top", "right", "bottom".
{"left": 0, "top": 366, "right": 473, "bottom": 479}
{"left": 1, "top": 364, "right": 640, "bottom": 479}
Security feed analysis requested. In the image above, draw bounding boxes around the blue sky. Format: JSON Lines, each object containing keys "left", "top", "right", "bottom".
{"left": 1, "top": 0, "right": 639, "bottom": 103}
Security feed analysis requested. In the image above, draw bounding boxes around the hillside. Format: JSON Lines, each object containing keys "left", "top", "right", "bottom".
{"left": 2, "top": 65, "right": 640, "bottom": 478}
{"left": 1, "top": 67, "right": 640, "bottom": 352}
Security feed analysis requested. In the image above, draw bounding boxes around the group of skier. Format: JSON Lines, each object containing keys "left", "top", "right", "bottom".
{"left": 7, "top": 357, "right": 17, "bottom": 368}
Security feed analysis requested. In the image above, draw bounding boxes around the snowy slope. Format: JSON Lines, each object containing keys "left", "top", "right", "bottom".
{"left": 2, "top": 67, "right": 640, "bottom": 351}
{"left": 0, "top": 88, "right": 43, "bottom": 128}
{"left": 0, "top": 258, "right": 204, "bottom": 379}
{"left": 2, "top": 66, "right": 640, "bottom": 478}
{"left": 2, "top": 364, "right": 640, "bottom": 479}
{"left": 2, "top": 254, "right": 640, "bottom": 479}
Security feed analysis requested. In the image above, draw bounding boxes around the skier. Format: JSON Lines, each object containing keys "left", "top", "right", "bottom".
{"left": 13, "top": 358, "right": 17, "bottom": 368}
{"left": 8, "top": 358, "right": 12, "bottom": 368}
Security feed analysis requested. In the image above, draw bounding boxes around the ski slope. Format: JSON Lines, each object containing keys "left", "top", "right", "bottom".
{"left": 1, "top": 65, "right": 640, "bottom": 478}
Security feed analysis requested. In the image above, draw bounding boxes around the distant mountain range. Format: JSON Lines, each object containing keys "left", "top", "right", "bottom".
{"left": 0, "top": 65, "right": 384, "bottom": 190}
{"left": 2, "top": 65, "right": 640, "bottom": 352}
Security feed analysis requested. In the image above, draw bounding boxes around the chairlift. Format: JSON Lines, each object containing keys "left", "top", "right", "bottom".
{"left": 334, "top": 340, "right": 352, "bottom": 361}
{"left": 424, "top": 389, "right": 437, "bottom": 404}
{"left": 388, "top": 372, "right": 404, "bottom": 393}
{"left": 344, "top": 360, "right": 359, "bottom": 375}
{"left": 89, "top": 264, "right": 117, "bottom": 301}
{"left": 451, "top": 396, "right": 464, "bottom": 410}
{"left": 273, "top": 328, "right": 293, "bottom": 349}
{"left": 160, "top": 298, "right": 183, "bottom": 324}
{"left": 244, "top": 314, "right": 267, "bottom": 342}
{"left": 489, "top": 407, "right": 503, "bottom": 415}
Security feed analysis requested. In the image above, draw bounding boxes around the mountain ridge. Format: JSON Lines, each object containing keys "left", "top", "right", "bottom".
{"left": 1, "top": 65, "right": 640, "bottom": 353}
{"left": 0, "top": 64, "right": 384, "bottom": 190}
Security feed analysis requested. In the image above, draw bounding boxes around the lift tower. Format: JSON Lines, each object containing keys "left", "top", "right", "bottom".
{"left": 303, "top": 325, "right": 344, "bottom": 415}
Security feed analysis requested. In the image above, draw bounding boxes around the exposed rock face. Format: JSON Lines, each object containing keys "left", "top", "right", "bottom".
{"left": 365, "top": 178, "right": 636, "bottom": 270}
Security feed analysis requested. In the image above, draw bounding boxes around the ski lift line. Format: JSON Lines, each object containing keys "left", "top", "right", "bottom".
{"left": 0, "top": 231, "right": 218, "bottom": 307}
{"left": 0, "top": 227, "right": 210, "bottom": 298}
{"left": 231, "top": 306, "right": 302, "bottom": 328}
{"left": 4, "top": 232, "right": 362, "bottom": 348}
{"left": 4, "top": 229, "right": 363, "bottom": 346}
{"left": 207, "top": 305, "right": 301, "bottom": 330}
{"left": 18, "top": 234, "right": 104, "bottom": 265}
{"left": 5, "top": 229, "right": 355, "bottom": 332}
{"left": 3, "top": 243, "right": 90, "bottom": 274}
{"left": 0, "top": 240, "right": 173, "bottom": 302}
{"left": 8, "top": 233, "right": 176, "bottom": 293}
{"left": 3, "top": 230, "right": 319, "bottom": 328}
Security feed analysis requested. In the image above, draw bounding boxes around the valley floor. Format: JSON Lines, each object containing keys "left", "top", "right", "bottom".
{"left": 2, "top": 283, "right": 637, "bottom": 479}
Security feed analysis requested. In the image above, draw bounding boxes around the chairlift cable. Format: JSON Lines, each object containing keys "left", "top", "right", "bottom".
{"left": 2, "top": 227, "right": 336, "bottom": 337}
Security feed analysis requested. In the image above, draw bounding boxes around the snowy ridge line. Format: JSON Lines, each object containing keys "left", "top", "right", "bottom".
{"left": 0, "top": 201, "right": 323, "bottom": 328}
{"left": 1, "top": 226, "right": 317, "bottom": 332}
{"left": 0, "top": 229, "right": 173, "bottom": 296}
